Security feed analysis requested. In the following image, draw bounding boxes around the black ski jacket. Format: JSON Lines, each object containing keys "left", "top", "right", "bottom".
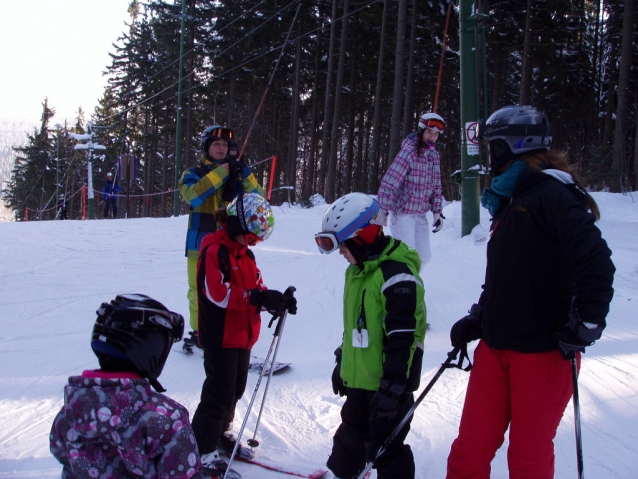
{"left": 479, "top": 169, "right": 615, "bottom": 353}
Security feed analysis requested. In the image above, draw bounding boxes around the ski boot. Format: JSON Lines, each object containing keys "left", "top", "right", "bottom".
{"left": 200, "top": 450, "right": 241, "bottom": 479}
{"left": 218, "top": 431, "right": 255, "bottom": 460}
{"left": 182, "top": 330, "right": 200, "bottom": 354}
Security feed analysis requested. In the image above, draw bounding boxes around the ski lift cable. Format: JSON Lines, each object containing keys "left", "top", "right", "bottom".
{"left": 100, "top": 0, "right": 382, "bottom": 124}
{"left": 238, "top": 0, "right": 302, "bottom": 159}
{"left": 114, "top": 0, "right": 273, "bottom": 91}
{"left": 100, "top": 0, "right": 298, "bottom": 123}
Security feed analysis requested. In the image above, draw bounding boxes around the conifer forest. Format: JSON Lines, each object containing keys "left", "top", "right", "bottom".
{"left": 3, "top": 0, "right": 637, "bottom": 220}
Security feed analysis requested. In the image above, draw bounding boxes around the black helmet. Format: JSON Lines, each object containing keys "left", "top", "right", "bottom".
{"left": 479, "top": 105, "right": 552, "bottom": 173}
{"left": 91, "top": 294, "right": 184, "bottom": 381}
{"left": 201, "top": 125, "right": 234, "bottom": 153}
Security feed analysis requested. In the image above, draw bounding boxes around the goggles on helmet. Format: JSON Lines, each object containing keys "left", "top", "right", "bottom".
{"left": 315, "top": 232, "right": 340, "bottom": 254}
{"left": 420, "top": 118, "right": 445, "bottom": 132}
{"left": 206, "top": 127, "right": 233, "bottom": 141}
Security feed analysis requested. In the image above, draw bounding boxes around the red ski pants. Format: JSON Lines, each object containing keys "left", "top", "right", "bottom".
{"left": 446, "top": 340, "right": 579, "bottom": 479}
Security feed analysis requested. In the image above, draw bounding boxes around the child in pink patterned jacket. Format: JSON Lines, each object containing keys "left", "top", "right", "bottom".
{"left": 49, "top": 294, "right": 209, "bottom": 479}
{"left": 377, "top": 112, "right": 446, "bottom": 267}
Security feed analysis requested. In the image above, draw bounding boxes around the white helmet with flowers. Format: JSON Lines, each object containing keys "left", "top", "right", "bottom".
{"left": 315, "top": 192, "right": 385, "bottom": 254}
{"left": 226, "top": 192, "right": 275, "bottom": 242}
{"left": 418, "top": 112, "right": 446, "bottom": 133}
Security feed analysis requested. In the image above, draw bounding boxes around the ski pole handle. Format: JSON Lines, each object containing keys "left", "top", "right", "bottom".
{"left": 268, "top": 286, "right": 296, "bottom": 332}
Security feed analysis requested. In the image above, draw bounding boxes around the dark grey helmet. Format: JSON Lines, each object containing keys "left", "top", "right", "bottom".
{"left": 200, "top": 125, "right": 234, "bottom": 152}
{"left": 477, "top": 105, "right": 552, "bottom": 174}
{"left": 91, "top": 294, "right": 184, "bottom": 381}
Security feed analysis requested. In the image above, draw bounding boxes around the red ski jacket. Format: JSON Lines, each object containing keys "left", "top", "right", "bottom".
{"left": 197, "top": 229, "right": 264, "bottom": 349}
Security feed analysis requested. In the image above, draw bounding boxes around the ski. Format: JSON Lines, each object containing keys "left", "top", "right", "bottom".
{"left": 248, "top": 355, "right": 292, "bottom": 375}
{"left": 226, "top": 453, "right": 328, "bottom": 479}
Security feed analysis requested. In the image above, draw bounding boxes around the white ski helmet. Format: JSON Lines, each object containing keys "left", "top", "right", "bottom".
{"left": 315, "top": 192, "right": 385, "bottom": 254}
{"left": 227, "top": 192, "right": 275, "bottom": 241}
{"left": 418, "top": 112, "right": 446, "bottom": 132}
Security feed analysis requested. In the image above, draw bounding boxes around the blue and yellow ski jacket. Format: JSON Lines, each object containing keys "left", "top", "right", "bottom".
{"left": 179, "top": 156, "right": 264, "bottom": 257}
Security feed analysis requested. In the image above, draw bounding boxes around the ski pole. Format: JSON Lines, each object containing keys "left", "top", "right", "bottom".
{"left": 356, "top": 347, "right": 461, "bottom": 479}
{"left": 572, "top": 356, "right": 584, "bottom": 479}
{"left": 247, "top": 286, "right": 297, "bottom": 449}
{"left": 224, "top": 286, "right": 296, "bottom": 479}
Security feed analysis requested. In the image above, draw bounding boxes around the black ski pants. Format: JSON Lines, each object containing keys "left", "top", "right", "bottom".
{"left": 103, "top": 198, "right": 118, "bottom": 218}
{"left": 191, "top": 347, "right": 250, "bottom": 455}
{"left": 327, "top": 387, "right": 416, "bottom": 479}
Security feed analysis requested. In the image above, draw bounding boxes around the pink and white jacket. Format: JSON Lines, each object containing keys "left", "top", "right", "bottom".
{"left": 377, "top": 132, "right": 442, "bottom": 215}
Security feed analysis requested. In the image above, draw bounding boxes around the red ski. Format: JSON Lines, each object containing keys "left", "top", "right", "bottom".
{"left": 226, "top": 453, "right": 328, "bottom": 478}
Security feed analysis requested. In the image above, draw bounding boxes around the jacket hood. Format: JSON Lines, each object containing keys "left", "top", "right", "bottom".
{"left": 199, "top": 228, "right": 246, "bottom": 256}
{"left": 355, "top": 237, "right": 421, "bottom": 276}
{"left": 401, "top": 132, "right": 419, "bottom": 150}
{"left": 61, "top": 376, "right": 152, "bottom": 439}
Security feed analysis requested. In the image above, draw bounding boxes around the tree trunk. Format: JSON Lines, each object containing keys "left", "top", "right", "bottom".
{"left": 519, "top": 0, "right": 535, "bottom": 105}
{"left": 402, "top": 0, "right": 418, "bottom": 137}
{"left": 326, "top": 0, "right": 350, "bottom": 203}
{"left": 305, "top": 47, "right": 321, "bottom": 199}
{"left": 634, "top": 107, "right": 638, "bottom": 190}
{"left": 602, "top": 2, "right": 623, "bottom": 148}
{"left": 611, "top": 0, "right": 635, "bottom": 192}
{"left": 388, "top": 0, "right": 407, "bottom": 164}
{"left": 344, "top": 53, "right": 357, "bottom": 195}
{"left": 318, "top": 0, "right": 339, "bottom": 197}
{"left": 368, "top": 0, "right": 389, "bottom": 194}
{"left": 288, "top": 35, "right": 303, "bottom": 201}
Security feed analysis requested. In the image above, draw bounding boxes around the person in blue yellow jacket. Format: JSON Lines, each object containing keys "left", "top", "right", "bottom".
{"left": 315, "top": 192, "right": 427, "bottom": 479}
{"left": 179, "top": 125, "right": 265, "bottom": 352}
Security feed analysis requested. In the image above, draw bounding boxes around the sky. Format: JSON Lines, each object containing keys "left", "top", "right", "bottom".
{"left": 0, "top": 194, "right": 637, "bottom": 478}
{"left": 0, "top": 0, "right": 133, "bottom": 127}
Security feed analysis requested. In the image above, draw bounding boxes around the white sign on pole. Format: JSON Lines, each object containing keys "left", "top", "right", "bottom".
{"left": 465, "top": 121, "right": 479, "bottom": 156}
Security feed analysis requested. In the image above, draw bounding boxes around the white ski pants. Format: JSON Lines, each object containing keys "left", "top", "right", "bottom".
{"left": 389, "top": 212, "right": 432, "bottom": 267}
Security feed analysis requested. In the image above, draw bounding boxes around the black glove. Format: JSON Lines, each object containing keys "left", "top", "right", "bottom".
{"left": 554, "top": 306, "right": 604, "bottom": 360}
{"left": 450, "top": 303, "right": 483, "bottom": 349}
{"left": 331, "top": 348, "right": 346, "bottom": 396}
{"left": 249, "top": 289, "right": 297, "bottom": 315}
{"left": 228, "top": 158, "right": 244, "bottom": 177}
{"left": 370, "top": 379, "right": 405, "bottom": 420}
{"left": 432, "top": 212, "right": 445, "bottom": 233}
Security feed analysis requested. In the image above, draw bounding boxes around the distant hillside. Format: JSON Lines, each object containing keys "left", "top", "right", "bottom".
{"left": 0, "top": 118, "right": 37, "bottom": 221}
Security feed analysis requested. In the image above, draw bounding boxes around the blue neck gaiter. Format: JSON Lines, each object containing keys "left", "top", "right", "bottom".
{"left": 480, "top": 159, "right": 528, "bottom": 216}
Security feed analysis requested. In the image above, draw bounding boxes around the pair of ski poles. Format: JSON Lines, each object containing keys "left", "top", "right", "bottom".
{"left": 223, "top": 286, "right": 296, "bottom": 479}
{"left": 358, "top": 350, "right": 585, "bottom": 479}
{"left": 356, "top": 347, "right": 465, "bottom": 479}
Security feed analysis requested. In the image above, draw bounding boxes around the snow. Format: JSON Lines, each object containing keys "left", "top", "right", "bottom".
{"left": 1, "top": 193, "right": 637, "bottom": 479}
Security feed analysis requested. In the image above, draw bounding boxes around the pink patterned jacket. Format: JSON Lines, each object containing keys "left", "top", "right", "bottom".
{"left": 377, "top": 132, "right": 442, "bottom": 215}
{"left": 50, "top": 371, "right": 205, "bottom": 479}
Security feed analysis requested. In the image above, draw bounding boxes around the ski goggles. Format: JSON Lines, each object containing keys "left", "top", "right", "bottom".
{"left": 315, "top": 232, "right": 341, "bottom": 254}
{"left": 419, "top": 118, "right": 446, "bottom": 132}
{"left": 206, "top": 127, "right": 234, "bottom": 140}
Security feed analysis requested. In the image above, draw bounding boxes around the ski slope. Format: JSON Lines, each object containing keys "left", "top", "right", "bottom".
{"left": 0, "top": 192, "right": 637, "bottom": 478}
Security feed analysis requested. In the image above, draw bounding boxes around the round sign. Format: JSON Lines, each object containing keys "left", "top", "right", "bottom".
{"left": 466, "top": 122, "right": 479, "bottom": 145}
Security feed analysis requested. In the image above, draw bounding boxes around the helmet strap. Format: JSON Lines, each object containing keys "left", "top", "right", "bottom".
{"left": 226, "top": 215, "right": 244, "bottom": 238}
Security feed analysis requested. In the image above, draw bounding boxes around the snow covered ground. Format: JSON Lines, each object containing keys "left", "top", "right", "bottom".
{"left": 1, "top": 192, "right": 637, "bottom": 479}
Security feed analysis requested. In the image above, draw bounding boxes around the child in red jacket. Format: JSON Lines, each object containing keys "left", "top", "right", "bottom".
{"left": 191, "top": 193, "right": 297, "bottom": 478}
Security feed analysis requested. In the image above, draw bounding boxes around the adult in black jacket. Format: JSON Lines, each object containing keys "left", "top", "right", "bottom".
{"left": 446, "top": 106, "right": 615, "bottom": 479}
